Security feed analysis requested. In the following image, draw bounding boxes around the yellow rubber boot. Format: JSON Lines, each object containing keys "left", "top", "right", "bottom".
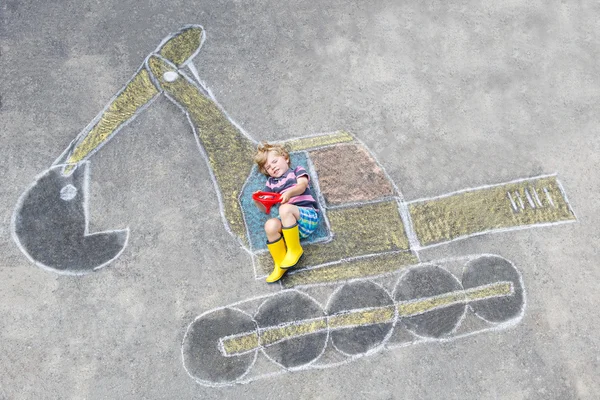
{"left": 280, "top": 224, "right": 304, "bottom": 269}
{"left": 265, "top": 236, "right": 288, "bottom": 283}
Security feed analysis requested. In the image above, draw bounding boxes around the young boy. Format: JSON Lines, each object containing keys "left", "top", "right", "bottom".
{"left": 253, "top": 142, "right": 320, "bottom": 283}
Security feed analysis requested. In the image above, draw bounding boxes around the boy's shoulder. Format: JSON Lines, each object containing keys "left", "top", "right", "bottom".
{"left": 292, "top": 165, "right": 307, "bottom": 173}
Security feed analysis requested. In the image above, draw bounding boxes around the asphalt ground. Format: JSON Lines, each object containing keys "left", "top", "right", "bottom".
{"left": 1, "top": 1, "right": 599, "bottom": 399}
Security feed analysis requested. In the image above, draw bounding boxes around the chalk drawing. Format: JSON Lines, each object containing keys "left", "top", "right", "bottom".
{"left": 12, "top": 162, "right": 129, "bottom": 275}
{"left": 182, "top": 254, "right": 525, "bottom": 386}
{"left": 10, "top": 25, "right": 575, "bottom": 385}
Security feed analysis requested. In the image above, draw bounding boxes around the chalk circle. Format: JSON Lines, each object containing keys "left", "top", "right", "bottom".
{"left": 182, "top": 307, "right": 257, "bottom": 386}
{"left": 462, "top": 255, "right": 524, "bottom": 323}
{"left": 254, "top": 290, "right": 327, "bottom": 370}
{"left": 163, "top": 71, "right": 179, "bottom": 82}
{"left": 394, "top": 265, "right": 465, "bottom": 339}
{"left": 60, "top": 184, "right": 78, "bottom": 201}
{"left": 326, "top": 280, "right": 396, "bottom": 357}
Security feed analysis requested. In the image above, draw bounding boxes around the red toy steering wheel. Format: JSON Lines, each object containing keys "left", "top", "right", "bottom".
{"left": 252, "top": 191, "right": 282, "bottom": 214}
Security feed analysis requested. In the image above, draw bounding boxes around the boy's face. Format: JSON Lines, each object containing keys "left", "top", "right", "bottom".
{"left": 264, "top": 151, "right": 289, "bottom": 178}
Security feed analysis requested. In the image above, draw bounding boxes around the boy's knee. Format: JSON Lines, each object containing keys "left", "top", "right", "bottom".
{"left": 264, "top": 218, "right": 281, "bottom": 233}
{"left": 279, "top": 204, "right": 294, "bottom": 215}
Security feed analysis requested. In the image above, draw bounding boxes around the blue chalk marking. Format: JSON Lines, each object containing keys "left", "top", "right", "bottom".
{"left": 240, "top": 153, "right": 329, "bottom": 251}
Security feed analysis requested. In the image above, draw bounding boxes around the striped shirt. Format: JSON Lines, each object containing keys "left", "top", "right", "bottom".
{"left": 264, "top": 166, "right": 319, "bottom": 211}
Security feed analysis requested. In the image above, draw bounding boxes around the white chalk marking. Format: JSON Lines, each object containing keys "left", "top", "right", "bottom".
{"left": 524, "top": 188, "right": 535, "bottom": 208}
{"left": 255, "top": 290, "right": 329, "bottom": 371}
{"left": 515, "top": 191, "right": 525, "bottom": 210}
{"left": 531, "top": 186, "right": 543, "bottom": 207}
{"left": 416, "top": 219, "right": 577, "bottom": 251}
{"left": 507, "top": 191, "right": 518, "bottom": 212}
{"left": 153, "top": 24, "right": 206, "bottom": 68}
{"left": 181, "top": 305, "right": 258, "bottom": 388}
{"left": 185, "top": 255, "right": 525, "bottom": 386}
{"left": 284, "top": 249, "right": 418, "bottom": 288}
{"left": 325, "top": 280, "right": 398, "bottom": 359}
{"left": 163, "top": 71, "right": 179, "bottom": 82}
{"left": 543, "top": 187, "right": 555, "bottom": 207}
{"left": 407, "top": 173, "right": 560, "bottom": 205}
{"left": 60, "top": 184, "right": 78, "bottom": 201}
{"left": 555, "top": 178, "right": 578, "bottom": 219}
{"left": 54, "top": 62, "right": 162, "bottom": 174}
{"left": 11, "top": 162, "right": 130, "bottom": 275}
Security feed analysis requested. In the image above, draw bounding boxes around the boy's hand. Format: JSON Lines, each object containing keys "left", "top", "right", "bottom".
{"left": 280, "top": 191, "right": 292, "bottom": 204}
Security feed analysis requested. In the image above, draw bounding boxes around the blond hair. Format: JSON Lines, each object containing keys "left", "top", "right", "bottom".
{"left": 254, "top": 142, "right": 290, "bottom": 176}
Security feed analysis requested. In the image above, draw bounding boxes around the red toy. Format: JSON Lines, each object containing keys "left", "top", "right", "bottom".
{"left": 252, "top": 191, "right": 282, "bottom": 214}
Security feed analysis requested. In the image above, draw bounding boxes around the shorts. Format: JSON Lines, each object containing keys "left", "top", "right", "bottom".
{"left": 297, "top": 207, "right": 320, "bottom": 238}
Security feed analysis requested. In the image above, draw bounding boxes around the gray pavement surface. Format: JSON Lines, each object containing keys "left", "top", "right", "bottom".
{"left": 1, "top": 1, "right": 600, "bottom": 399}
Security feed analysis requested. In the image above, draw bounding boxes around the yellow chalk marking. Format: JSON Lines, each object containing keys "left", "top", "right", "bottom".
{"left": 221, "top": 332, "right": 259, "bottom": 355}
{"left": 465, "top": 282, "right": 512, "bottom": 301}
{"left": 158, "top": 26, "right": 204, "bottom": 67}
{"left": 147, "top": 55, "right": 255, "bottom": 246}
{"left": 259, "top": 200, "right": 411, "bottom": 276}
{"left": 409, "top": 176, "right": 576, "bottom": 246}
{"left": 259, "top": 319, "right": 328, "bottom": 347}
{"left": 281, "top": 251, "right": 418, "bottom": 288}
{"left": 64, "top": 68, "right": 159, "bottom": 173}
{"left": 398, "top": 281, "right": 513, "bottom": 317}
{"left": 285, "top": 131, "right": 354, "bottom": 151}
{"left": 221, "top": 281, "right": 512, "bottom": 355}
{"left": 328, "top": 306, "right": 396, "bottom": 329}
{"left": 398, "top": 291, "right": 466, "bottom": 316}
{"left": 221, "top": 319, "right": 327, "bottom": 355}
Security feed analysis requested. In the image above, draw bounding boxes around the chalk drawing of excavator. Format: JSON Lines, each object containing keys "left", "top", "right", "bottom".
{"left": 12, "top": 26, "right": 577, "bottom": 386}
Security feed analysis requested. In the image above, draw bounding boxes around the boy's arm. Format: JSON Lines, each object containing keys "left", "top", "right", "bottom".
{"left": 280, "top": 177, "right": 308, "bottom": 203}
{"left": 253, "top": 196, "right": 268, "bottom": 213}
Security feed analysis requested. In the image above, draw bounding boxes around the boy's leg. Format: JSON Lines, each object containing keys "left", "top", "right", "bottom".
{"left": 278, "top": 204, "right": 300, "bottom": 227}
{"left": 279, "top": 204, "right": 304, "bottom": 269}
{"left": 264, "top": 218, "right": 287, "bottom": 282}
{"left": 264, "top": 218, "right": 283, "bottom": 242}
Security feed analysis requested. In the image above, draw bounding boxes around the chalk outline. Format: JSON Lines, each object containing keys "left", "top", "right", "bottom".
{"left": 461, "top": 255, "right": 524, "bottom": 324}
{"left": 181, "top": 305, "right": 258, "bottom": 388}
{"left": 14, "top": 26, "right": 206, "bottom": 272}
{"left": 406, "top": 174, "right": 577, "bottom": 251}
{"left": 392, "top": 264, "right": 468, "bottom": 340}
{"left": 11, "top": 162, "right": 130, "bottom": 275}
{"left": 182, "top": 253, "right": 526, "bottom": 386}
{"left": 25, "top": 24, "right": 576, "bottom": 280}
{"left": 55, "top": 24, "right": 205, "bottom": 174}
{"left": 325, "top": 280, "right": 398, "bottom": 359}
{"left": 254, "top": 289, "right": 330, "bottom": 372}
{"left": 9, "top": 24, "right": 569, "bottom": 386}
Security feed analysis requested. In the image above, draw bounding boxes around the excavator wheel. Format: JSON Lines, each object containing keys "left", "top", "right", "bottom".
{"left": 462, "top": 255, "right": 524, "bottom": 323}
{"left": 254, "top": 290, "right": 328, "bottom": 370}
{"left": 182, "top": 307, "right": 258, "bottom": 386}
{"left": 394, "top": 265, "right": 466, "bottom": 338}
{"left": 326, "top": 280, "right": 396, "bottom": 356}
